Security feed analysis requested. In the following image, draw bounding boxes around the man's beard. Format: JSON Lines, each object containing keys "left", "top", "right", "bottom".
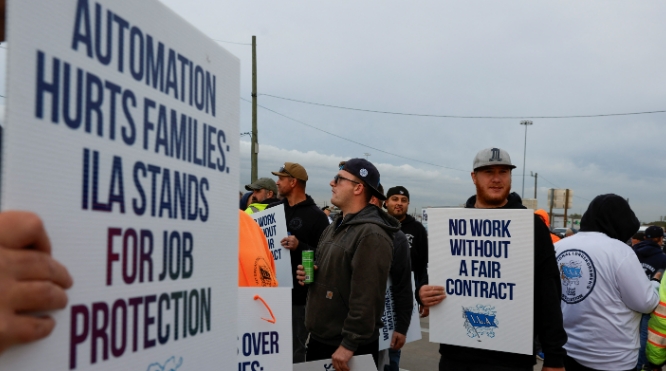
{"left": 475, "top": 184, "right": 510, "bottom": 207}
{"left": 390, "top": 207, "right": 406, "bottom": 219}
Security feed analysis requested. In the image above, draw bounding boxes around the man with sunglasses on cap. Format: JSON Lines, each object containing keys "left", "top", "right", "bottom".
{"left": 269, "top": 162, "right": 330, "bottom": 364}
{"left": 419, "top": 148, "right": 567, "bottom": 371}
{"left": 302, "top": 158, "right": 399, "bottom": 371}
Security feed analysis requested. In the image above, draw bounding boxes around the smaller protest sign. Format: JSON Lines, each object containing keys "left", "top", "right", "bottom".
{"left": 293, "top": 354, "right": 377, "bottom": 371}
{"left": 427, "top": 208, "right": 534, "bottom": 355}
{"left": 251, "top": 208, "right": 293, "bottom": 288}
{"left": 378, "top": 275, "right": 422, "bottom": 351}
{"left": 237, "top": 288, "right": 292, "bottom": 371}
{"left": 422, "top": 209, "right": 428, "bottom": 230}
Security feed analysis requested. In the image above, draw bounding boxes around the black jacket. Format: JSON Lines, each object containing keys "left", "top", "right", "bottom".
{"left": 390, "top": 229, "right": 413, "bottom": 335}
{"left": 400, "top": 214, "right": 428, "bottom": 304}
{"left": 438, "top": 192, "right": 567, "bottom": 369}
{"left": 634, "top": 240, "right": 666, "bottom": 280}
{"left": 268, "top": 195, "right": 330, "bottom": 305}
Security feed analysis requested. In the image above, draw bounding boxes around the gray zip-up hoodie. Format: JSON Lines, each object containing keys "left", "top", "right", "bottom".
{"left": 305, "top": 204, "right": 399, "bottom": 351}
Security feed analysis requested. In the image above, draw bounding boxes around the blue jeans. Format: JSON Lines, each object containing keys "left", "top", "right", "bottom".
{"left": 384, "top": 349, "right": 401, "bottom": 371}
{"left": 637, "top": 313, "right": 650, "bottom": 370}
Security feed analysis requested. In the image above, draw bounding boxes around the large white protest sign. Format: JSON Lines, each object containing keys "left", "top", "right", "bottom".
{"left": 0, "top": 0, "right": 239, "bottom": 369}
{"left": 428, "top": 208, "right": 534, "bottom": 355}
{"left": 293, "top": 354, "right": 377, "bottom": 371}
{"left": 251, "top": 207, "right": 293, "bottom": 288}
{"left": 238, "top": 288, "right": 292, "bottom": 371}
{"left": 378, "top": 275, "right": 421, "bottom": 351}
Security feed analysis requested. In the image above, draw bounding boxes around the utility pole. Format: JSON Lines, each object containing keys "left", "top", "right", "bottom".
{"left": 251, "top": 36, "right": 258, "bottom": 182}
{"left": 548, "top": 188, "right": 554, "bottom": 227}
{"left": 520, "top": 120, "right": 533, "bottom": 199}
{"left": 530, "top": 172, "right": 538, "bottom": 199}
{"left": 564, "top": 189, "right": 570, "bottom": 228}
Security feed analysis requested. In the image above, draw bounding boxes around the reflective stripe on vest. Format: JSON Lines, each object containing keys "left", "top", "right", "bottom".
{"left": 648, "top": 328, "right": 666, "bottom": 348}
{"left": 655, "top": 301, "right": 666, "bottom": 319}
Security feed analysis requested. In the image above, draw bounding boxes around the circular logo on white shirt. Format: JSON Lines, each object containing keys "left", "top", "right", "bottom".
{"left": 556, "top": 249, "right": 597, "bottom": 304}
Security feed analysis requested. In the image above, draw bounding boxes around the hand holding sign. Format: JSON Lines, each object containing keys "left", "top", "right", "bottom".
{"left": 390, "top": 332, "right": 406, "bottom": 350}
{"left": 419, "top": 285, "right": 446, "bottom": 307}
{"left": 280, "top": 235, "right": 299, "bottom": 250}
{"left": 0, "top": 211, "right": 73, "bottom": 354}
{"left": 332, "top": 345, "right": 354, "bottom": 371}
{"left": 293, "top": 354, "right": 377, "bottom": 371}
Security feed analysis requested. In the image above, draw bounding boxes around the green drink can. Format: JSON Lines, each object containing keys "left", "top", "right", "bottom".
{"left": 302, "top": 250, "right": 314, "bottom": 284}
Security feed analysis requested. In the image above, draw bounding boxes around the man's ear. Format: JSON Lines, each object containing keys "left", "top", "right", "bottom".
{"left": 471, "top": 171, "right": 477, "bottom": 186}
{"left": 354, "top": 184, "right": 364, "bottom": 196}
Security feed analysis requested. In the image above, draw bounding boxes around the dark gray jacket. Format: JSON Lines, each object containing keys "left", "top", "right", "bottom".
{"left": 305, "top": 204, "right": 399, "bottom": 351}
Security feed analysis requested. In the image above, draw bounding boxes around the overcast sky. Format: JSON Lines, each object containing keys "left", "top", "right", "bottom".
{"left": 155, "top": 0, "right": 666, "bottom": 224}
{"left": 7, "top": 1, "right": 665, "bottom": 224}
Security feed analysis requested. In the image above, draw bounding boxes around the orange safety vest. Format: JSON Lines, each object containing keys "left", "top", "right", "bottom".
{"left": 238, "top": 210, "right": 278, "bottom": 287}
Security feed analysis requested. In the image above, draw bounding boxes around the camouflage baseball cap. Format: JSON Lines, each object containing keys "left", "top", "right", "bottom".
{"left": 244, "top": 177, "right": 278, "bottom": 194}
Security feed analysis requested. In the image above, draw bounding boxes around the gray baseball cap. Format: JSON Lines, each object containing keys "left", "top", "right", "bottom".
{"left": 245, "top": 177, "right": 278, "bottom": 194}
{"left": 473, "top": 148, "right": 517, "bottom": 170}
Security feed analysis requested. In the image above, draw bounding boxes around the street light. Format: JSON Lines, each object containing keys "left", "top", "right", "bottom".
{"left": 520, "top": 120, "right": 533, "bottom": 199}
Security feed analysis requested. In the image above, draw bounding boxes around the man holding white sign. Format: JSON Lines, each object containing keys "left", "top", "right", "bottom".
{"left": 369, "top": 186, "right": 413, "bottom": 370}
{"left": 422, "top": 148, "right": 567, "bottom": 371}
{"left": 269, "top": 162, "right": 330, "bottom": 363}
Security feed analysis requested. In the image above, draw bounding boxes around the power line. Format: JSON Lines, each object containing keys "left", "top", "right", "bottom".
{"left": 211, "top": 38, "right": 251, "bottom": 46}
{"left": 240, "top": 97, "right": 468, "bottom": 172}
{"left": 241, "top": 97, "right": 595, "bottom": 198}
{"left": 260, "top": 93, "right": 666, "bottom": 120}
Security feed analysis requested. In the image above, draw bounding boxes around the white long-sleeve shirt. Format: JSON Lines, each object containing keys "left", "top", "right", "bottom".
{"left": 555, "top": 231, "right": 659, "bottom": 370}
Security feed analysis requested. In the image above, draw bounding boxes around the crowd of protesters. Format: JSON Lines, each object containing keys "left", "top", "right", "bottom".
{"left": 2, "top": 146, "right": 666, "bottom": 371}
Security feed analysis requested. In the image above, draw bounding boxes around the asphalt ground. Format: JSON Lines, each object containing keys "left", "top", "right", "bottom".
{"left": 398, "top": 317, "right": 544, "bottom": 371}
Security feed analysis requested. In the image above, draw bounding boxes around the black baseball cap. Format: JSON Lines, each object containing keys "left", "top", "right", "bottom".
{"left": 339, "top": 158, "right": 385, "bottom": 200}
{"left": 645, "top": 226, "right": 664, "bottom": 239}
{"left": 386, "top": 186, "right": 410, "bottom": 200}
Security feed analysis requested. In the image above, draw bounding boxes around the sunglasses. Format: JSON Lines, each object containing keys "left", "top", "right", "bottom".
{"left": 278, "top": 166, "right": 294, "bottom": 178}
{"left": 333, "top": 174, "right": 361, "bottom": 185}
